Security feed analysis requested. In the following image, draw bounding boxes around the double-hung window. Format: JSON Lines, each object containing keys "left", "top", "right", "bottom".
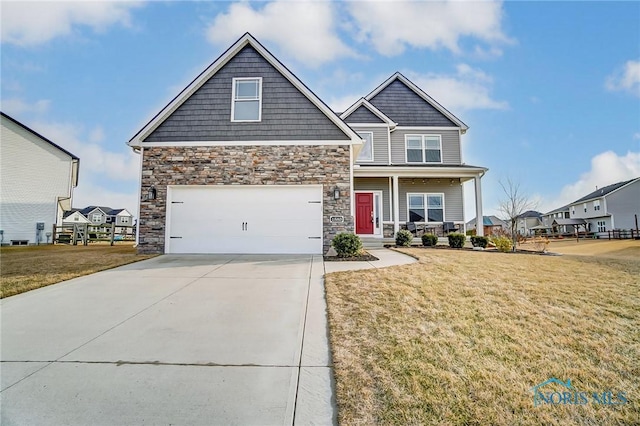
{"left": 356, "top": 132, "right": 374, "bottom": 161}
{"left": 408, "top": 193, "right": 444, "bottom": 222}
{"left": 231, "top": 77, "right": 262, "bottom": 122}
{"left": 406, "top": 135, "right": 442, "bottom": 163}
{"left": 593, "top": 200, "right": 600, "bottom": 211}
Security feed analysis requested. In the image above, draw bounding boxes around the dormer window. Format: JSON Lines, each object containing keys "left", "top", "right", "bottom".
{"left": 231, "top": 77, "right": 262, "bottom": 122}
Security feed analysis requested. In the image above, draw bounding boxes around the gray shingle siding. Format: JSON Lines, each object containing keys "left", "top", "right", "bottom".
{"left": 369, "top": 80, "right": 457, "bottom": 127}
{"left": 144, "top": 46, "right": 350, "bottom": 142}
{"left": 390, "top": 129, "right": 461, "bottom": 164}
{"left": 343, "top": 106, "right": 384, "bottom": 123}
{"left": 352, "top": 125, "right": 389, "bottom": 165}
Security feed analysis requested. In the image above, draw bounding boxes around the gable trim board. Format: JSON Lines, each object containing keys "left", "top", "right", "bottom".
{"left": 364, "top": 73, "right": 468, "bottom": 132}
{"left": 129, "top": 33, "right": 363, "bottom": 148}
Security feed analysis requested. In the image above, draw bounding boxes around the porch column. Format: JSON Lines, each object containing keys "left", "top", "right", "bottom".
{"left": 474, "top": 174, "right": 484, "bottom": 236}
{"left": 392, "top": 175, "right": 400, "bottom": 235}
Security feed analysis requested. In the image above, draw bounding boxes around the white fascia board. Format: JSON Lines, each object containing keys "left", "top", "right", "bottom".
{"left": 364, "top": 72, "right": 469, "bottom": 132}
{"left": 136, "top": 140, "right": 359, "bottom": 147}
{"left": 129, "top": 33, "right": 361, "bottom": 148}
{"left": 117, "top": 209, "right": 133, "bottom": 217}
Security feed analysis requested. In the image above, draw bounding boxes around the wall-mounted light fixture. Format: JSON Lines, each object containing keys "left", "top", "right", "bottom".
{"left": 147, "top": 186, "right": 157, "bottom": 200}
{"left": 333, "top": 186, "right": 340, "bottom": 200}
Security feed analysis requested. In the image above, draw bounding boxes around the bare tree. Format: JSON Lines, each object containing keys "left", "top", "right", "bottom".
{"left": 497, "top": 178, "right": 537, "bottom": 251}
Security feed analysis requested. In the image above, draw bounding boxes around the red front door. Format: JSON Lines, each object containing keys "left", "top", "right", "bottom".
{"left": 355, "top": 193, "right": 374, "bottom": 234}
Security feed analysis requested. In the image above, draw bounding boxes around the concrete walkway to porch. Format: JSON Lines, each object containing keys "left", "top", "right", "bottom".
{"left": 324, "top": 248, "right": 417, "bottom": 273}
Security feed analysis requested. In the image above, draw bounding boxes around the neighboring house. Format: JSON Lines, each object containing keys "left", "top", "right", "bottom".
{"left": 516, "top": 210, "right": 543, "bottom": 236}
{"left": 0, "top": 112, "right": 79, "bottom": 245}
{"left": 62, "top": 209, "right": 92, "bottom": 225}
{"left": 70, "top": 206, "right": 134, "bottom": 233}
{"left": 540, "top": 205, "right": 576, "bottom": 235}
{"left": 564, "top": 177, "right": 640, "bottom": 236}
{"left": 466, "top": 215, "right": 508, "bottom": 236}
{"left": 128, "top": 33, "right": 487, "bottom": 255}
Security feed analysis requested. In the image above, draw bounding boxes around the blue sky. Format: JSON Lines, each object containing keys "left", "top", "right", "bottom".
{"left": 2, "top": 1, "right": 639, "bottom": 219}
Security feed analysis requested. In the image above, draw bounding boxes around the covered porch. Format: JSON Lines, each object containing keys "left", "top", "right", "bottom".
{"left": 351, "top": 165, "right": 487, "bottom": 239}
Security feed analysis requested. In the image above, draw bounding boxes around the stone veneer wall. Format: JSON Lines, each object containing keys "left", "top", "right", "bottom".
{"left": 138, "top": 145, "right": 353, "bottom": 254}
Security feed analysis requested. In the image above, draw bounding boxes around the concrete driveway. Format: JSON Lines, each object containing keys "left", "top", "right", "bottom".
{"left": 1, "top": 255, "right": 333, "bottom": 425}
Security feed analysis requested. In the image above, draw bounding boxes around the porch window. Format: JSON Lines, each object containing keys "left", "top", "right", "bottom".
{"left": 597, "top": 221, "right": 606, "bottom": 232}
{"left": 405, "top": 135, "right": 442, "bottom": 163}
{"left": 408, "top": 194, "right": 425, "bottom": 221}
{"left": 356, "top": 132, "right": 374, "bottom": 161}
{"left": 231, "top": 77, "right": 262, "bottom": 122}
{"left": 407, "top": 193, "right": 444, "bottom": 222}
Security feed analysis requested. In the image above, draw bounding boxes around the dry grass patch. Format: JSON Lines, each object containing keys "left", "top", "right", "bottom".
{"left": 325, "top": 249, "right": 639, "bottom": 425}
{"left": 1, "top": 244, "right": 156, "bottom": 298}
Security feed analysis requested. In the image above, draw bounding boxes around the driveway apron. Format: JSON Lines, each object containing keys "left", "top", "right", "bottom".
{"left": 0, "top": 254, "right": 333, "bottom": 426}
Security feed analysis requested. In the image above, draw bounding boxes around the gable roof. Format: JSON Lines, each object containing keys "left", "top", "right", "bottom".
{"left": 129, "top": 33, "right": 362, "bottom": 147}
{"left": 340, "top": 98, "right": 397, "bottom": 128}
{"left": 543, "top": 204, "right": 571, "bottom": 216}
{"left": 364, "top": 73, "right": 468, "bottom": 131}
{"left": 517, "top": 210, "right": 542, "bottom": 219}
{"left": 1, "top": 111, "right": 79, "bottom": 160}
{"left": 571, "top": 177, "right": 639, "bottom": 204}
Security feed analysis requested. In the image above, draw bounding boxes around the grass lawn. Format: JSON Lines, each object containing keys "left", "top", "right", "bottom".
{"left": 325, "top": 247, "right": 639, "bottom": 425}
{"left": 0, "top": 244, "right": 156, "bottom": 298}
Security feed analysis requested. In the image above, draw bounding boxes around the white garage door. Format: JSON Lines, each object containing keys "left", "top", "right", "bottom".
{"left": 166, "top": 185, "right": 323, "bottom": 254}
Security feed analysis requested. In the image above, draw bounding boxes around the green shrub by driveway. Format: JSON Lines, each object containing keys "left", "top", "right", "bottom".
{"left": 331, "top": 233, "right": 363, "bottom": 257}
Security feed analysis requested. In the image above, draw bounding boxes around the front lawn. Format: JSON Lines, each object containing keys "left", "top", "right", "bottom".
{"left": 325, "top": 248, "right": 639, "bottom": 425}
{"left": 0, "top": 244, "right": 156, "bottom": 298}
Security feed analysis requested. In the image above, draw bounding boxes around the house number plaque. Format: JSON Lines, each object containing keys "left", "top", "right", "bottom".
{"left": 330, "top": 216, "right": 344, "bottom": 223}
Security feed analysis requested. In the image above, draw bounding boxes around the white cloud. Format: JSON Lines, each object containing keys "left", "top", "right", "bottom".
{"left": 30, "top": 121, "right": 139, "bottom": 182}
{"left": 407, "top": 64, "right": 508, "bottom": 113}
{"left": 205, "top": 0, "right": 356, "bottom": 67}
{"left": 347, "top": 0, "right": 511, "bottom": 56}
{"left": 605, "top": 60, "right": 640, "bottom": 97}
{"left": 1, "top": 1, "right": 142, "bottom": 46}
{"left": 1, "top": 98, "right": 51, "bottom": 115}
{"left": 327, "top": 94, "right": 362, "bottom": 113}
{"left": 539, "top": 151, "right": 640, "bottom": 213}
{"left": 26, "top": 120, "right": 140, "bottom": 216}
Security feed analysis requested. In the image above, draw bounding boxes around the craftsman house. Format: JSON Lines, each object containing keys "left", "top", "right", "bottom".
{"left": 129, "top": 33, "right": 487, "bottom": 254}
{"left": 0, "top": 112, "right": 79, "bottom": 246}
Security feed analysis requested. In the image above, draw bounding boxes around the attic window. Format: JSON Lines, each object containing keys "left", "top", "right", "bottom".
{"left": 231, "top": 77, "right": 262, "bottom": 122}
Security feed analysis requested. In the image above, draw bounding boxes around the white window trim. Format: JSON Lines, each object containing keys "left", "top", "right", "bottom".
{"left": 404, "top": 134, "right": 443, "bottom": 164}
{"left": 406, "top": 192, "right": 445, "bottom": 223}
{"left": 356, "top": 131, "right": 374, "bottom": 162}
{"left": 231, "top": 77, "right": 262, "bottom": 122}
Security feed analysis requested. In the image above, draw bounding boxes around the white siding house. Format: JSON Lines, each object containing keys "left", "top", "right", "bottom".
{"left": 0, "top": 112, "right": 79, "bottom": 245}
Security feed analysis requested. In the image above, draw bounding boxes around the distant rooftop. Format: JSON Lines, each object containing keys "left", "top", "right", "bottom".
{"left": 572, "top": 178, "right": 639, "bottom": 204}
